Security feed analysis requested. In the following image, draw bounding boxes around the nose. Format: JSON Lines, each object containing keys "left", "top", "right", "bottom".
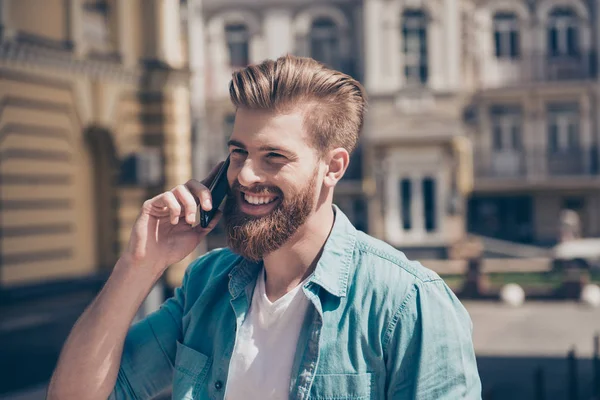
{"left": 237, "top": 158, "right": 264, "bottom": 188}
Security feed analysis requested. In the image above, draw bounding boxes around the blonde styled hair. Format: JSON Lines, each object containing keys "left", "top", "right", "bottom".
{"left": 229, "top": 54, "right": 367, "bottom": 155}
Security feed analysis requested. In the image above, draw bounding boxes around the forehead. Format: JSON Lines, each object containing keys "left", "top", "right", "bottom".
{"left": 230, "top": 108, "right": 311, "bottom": 151}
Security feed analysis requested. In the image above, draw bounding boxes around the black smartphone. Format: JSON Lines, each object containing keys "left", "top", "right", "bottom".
{"left": 200, "top": 156, "right": 231, "bottom": 228}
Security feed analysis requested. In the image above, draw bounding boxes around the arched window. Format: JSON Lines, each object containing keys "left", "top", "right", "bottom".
{"left": 402, "top": 9, "right": 428, "bottom": 85}
{"left": 547, "top": 7, "right": 579, "bottom": 57}
{"left": 225, "top": 23, "right": 249, "bottom": 68}
{"left": 83, "top": 0, "right": 115, "bottom": 56}
{"left": 493, "top": 12, "right": 520, "bottom": 59}
{"left": 310, "top": 17, "right": 340, "bottom": 69}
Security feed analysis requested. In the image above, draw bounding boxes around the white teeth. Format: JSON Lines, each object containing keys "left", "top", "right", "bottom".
{"left": 244, "top": 194, "right": 276, "bottom": 205}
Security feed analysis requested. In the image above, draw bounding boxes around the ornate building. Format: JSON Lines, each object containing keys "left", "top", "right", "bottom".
{"left": 0, "top": 0, "right": 192, "bottom": 292}
{"left": 188, "top": 0, "right": 473, "bottom": 260}
{"left": 465, "top": 0, "right": 600, "bottom": 246}
{"left": 189, "top": 0, "right": 600, "bottom": 256}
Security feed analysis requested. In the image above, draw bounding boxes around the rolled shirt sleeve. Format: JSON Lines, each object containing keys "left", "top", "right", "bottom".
{"left": 385, "top": 279, "right": 482, "bottom": 399}
{"left": 109, "top": 267, "right": 191, "bottom": 399}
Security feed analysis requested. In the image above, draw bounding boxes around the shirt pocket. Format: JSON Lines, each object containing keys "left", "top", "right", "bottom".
{"left": 310, "top": 372, "right": 373, "bottom": 400}
{"left": 172, "top": 341, "right": 212, "bottom": 400}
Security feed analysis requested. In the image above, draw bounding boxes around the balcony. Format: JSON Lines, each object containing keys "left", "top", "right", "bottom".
{"left": 474, "top": 146, "right": 600, "bottom": 187}
{"left": 481, "top": 51, "right": 596, "bottom": 88}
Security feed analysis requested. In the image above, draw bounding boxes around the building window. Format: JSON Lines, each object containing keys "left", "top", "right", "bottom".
{"left": 490, "top": 106, "right": 522, "bottom": 151}
{"left": 400, "top": 178, "right": 412, "bottom": 231}
{"left": 423, "top": 178, "right": 437, "bottom": 232}
{"left": 402, "top": 9, "right": 428, "bottom": 85}
{"left": 547, "top": 7, "right": 579, "bottom": 57}
{"left": 83, "top": 0, "right": 113, "bottom": 55}
{"left": 493, "top": 12, "right": 520, "bottom": 59}
{"left": 225, "top": 23, "right": 250, "bottom": 68}
{"left": 547, "top": 103, "right": 579, "bottom": 152}
{"left": 310, "top": 17, "right": 340, "bottom": 69}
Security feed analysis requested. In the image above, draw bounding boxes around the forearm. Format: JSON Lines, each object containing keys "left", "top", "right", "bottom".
{"left": 47, "top": 256, "right": 162, "bottom": 400}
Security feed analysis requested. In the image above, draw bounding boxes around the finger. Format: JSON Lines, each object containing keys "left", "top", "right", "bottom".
{"left": 172, "top": 185, "right": 198, "bottom": 225}
{"left": 185, "top": 179, "right": 212, "bottom": 212}
{"left": 194, "top": 210, "right": 222, "bottom": 232}
{"left": 201, "top": 161, "right": 225, "bottom": 187}
{"left": 162, "top": 191, "right": 182, "bottom": 225}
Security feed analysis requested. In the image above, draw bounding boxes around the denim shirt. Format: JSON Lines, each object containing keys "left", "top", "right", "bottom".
{"left": 110, "top": 206, "right": 481, "bottom": 399}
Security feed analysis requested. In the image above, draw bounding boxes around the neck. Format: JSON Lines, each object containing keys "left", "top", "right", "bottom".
{"left": 261, "top": 204, "right": 335, "bottom": 301}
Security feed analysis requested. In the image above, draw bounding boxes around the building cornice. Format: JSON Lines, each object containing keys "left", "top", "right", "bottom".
{"left": 0, "top": 37, "right": 192, "bottom": 89}
{"left": 0, "top": 37, "right": 141, "bottom": 84}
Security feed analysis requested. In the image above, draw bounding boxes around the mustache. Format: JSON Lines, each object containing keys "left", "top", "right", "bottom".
{"left": 230, "top": 181, "right": 283, "bottom": 197}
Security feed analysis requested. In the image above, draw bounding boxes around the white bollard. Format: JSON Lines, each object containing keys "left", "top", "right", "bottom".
{"left": 500, "top": 283, "right": 525, "bottom": 307}
{"left": 580, "top": 284, "right": 600, "bottom": 308}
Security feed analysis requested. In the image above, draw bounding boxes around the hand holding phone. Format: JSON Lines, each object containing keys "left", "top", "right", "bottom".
{"left": 200, "top": 156, "right": 231, "bottom": 228}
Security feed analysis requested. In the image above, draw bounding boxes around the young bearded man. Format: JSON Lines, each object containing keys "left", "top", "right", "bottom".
{"left": 48, "top": 55, "right": 482, "bottom": 399}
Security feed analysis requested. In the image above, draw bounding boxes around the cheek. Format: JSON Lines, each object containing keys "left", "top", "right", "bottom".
{"left": 227, "top": 169, "right": 235, "bottom": 186}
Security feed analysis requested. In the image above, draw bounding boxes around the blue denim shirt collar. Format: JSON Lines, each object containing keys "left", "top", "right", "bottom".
{"left": 309, "top": 205, "right": 356, "bottom": 298}
{"left": 227, "top": 205, "right": 356, "bottom": 299}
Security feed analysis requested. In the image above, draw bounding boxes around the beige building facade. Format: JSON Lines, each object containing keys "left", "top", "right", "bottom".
{"left": 189, "top": 0, "right": 473, "bottom": 259}
{"left": 465, "top": 0, "right": 600, "bottom": 246}
{"left": 0, "top": 0, "right": 192, "bottom": 290}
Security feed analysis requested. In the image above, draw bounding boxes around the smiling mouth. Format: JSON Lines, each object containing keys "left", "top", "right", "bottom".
{"left": 241, "top": 192, "right": 279, "bottom": 206}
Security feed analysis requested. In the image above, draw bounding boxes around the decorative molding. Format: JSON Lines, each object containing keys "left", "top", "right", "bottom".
{"left": 3, "top": 248, "right": 73, "bottom": 267}
{"left": 480, "top": 0, "right": 532, "bottom": 22}
{"left": 14, "top": 31, "right": 74, "bottom": 51}
{"left": 207, "top": 9, "right": 263, "bottom": 37}
{"left": 0, "top": 39, "right": 141, "bottom": 83}
{"left": 0, "top": 95, "right": 81, "bottom": 132}
{"left": 1, "top": 199, "right": 72, "bottom": 210}
{"left": 294, "top": 5, "right": 351, "bottom": 36}
{"left": 1, "top": 223, "right": 73, "bottom": 238}
{"left": 0, "top": 123, "right": 72, "bottom": 144}
{"left": 0, "top": 173, "right": 72, "bottom": 185}
{"left": 0, "top": 148, "right": 73, "bottom": 163}
{"left": 0, "top": 68, "right": 71, "bottom": 89}
{"left": 536, "top": 0, "right": 590, "bottom": 23}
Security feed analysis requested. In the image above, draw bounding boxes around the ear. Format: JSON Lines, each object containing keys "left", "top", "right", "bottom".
{"left": 323, "top": 148, "right": 350, "bottom": 188}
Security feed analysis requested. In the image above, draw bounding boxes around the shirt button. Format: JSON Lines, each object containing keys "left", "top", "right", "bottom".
{"left": 215, "top": 380, "right": 223, "bottom": 390}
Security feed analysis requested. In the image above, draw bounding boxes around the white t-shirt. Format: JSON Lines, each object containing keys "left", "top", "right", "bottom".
{"left": 224, "top": 268, "right": 311, "bottom": 399}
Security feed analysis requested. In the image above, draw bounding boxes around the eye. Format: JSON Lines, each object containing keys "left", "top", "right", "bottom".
{"left": 230, "top": 148, "right": 247, "bottom": 156}
{"left": 266, "top": 152, "right": 285, "bottom": 159}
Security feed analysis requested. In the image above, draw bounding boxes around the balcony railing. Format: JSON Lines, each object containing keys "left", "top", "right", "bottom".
{"left": 474, "top": 146, "right": 599, "bottom": 180}
{"left": 481, "top": 51, "right": 597, "bottom": 88}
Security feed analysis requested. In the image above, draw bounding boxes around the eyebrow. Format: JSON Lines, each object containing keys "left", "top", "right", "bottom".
{"left": 227, "top": 139, "right": 296, "bottom": 156}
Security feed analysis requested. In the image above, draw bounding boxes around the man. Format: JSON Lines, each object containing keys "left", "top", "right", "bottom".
{"left": 48, "top": 55, "right": 481, "bottom": 399}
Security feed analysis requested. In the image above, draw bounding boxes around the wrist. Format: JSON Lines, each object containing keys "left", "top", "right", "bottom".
{"left": 113, "top": 253, "right": 165, "bottom": 286}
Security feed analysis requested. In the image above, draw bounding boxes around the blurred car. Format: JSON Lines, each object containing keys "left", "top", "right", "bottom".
{"left": 552, "top": 238, "right": 600, "bottom": 270}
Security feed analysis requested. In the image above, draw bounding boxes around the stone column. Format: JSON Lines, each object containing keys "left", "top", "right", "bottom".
{"left": 115, "top": 0, "right": 135, "bottom": 67}
{"left": 411, "top": 173, "right": 426, "bottom": 239}
{"left": 524, "top": 97, "right": 538, "bottom": 179}
{"left": 364, "top": 0, "right": 384, "bottom": 93}
{"left": 353, "top": 6, "right": 365, "bottom": 79}
{"left": 264, "top": 9, "right": 293, "bottom": 59}
{"left": 67, "top": 0, "right": 85, "bottom": 57}
{"left": 0, "top": 0, "right": 16, "bottom": 40}
{"left": 428, "top": 18, "right": 444, "bottom": 90}
{"left": 207, "top": 18, "right": 230, "bottom": 99}
{"left": 187, "top": 0, "right": 208, "bottom": 179}
{"left": 474, "top": 10, "right": 492, "bottom": 87}
{"left": 478, "top": 101, "right": 492, "bottom": 176}
{"left": 536, "top": 99, "right": 548, "bottom": 177}
{"left": 384, "top": 12, "right": 401, "bottom": 90}
{"left": 444, "top": 0, "right": 460, "bottom": 90}
{"left": 385, "top": 164, "right": 401, "bottom": 244}
{"left": 158, "top": 0, "right": 184, "bottom": 68}
{"left": 580, "top": 95, "right": 592, "bottom": 174}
